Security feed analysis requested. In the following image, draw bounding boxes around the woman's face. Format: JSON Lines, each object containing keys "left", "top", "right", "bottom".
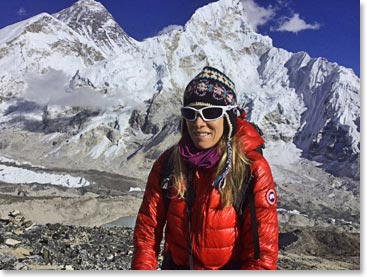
{"left": 185, "top": 107, "right": 225, "bottom": 150}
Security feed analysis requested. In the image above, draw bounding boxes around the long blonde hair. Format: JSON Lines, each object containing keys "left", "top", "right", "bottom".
{"left": 171, "top": 135, "right": 251, "bottom": 208}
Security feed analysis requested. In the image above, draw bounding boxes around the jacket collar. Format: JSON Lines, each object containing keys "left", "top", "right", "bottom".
{"left": 235, "top": 117, "right": 265, "bottom": 154}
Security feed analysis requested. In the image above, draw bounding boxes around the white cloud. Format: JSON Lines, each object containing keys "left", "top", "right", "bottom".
{"left": 24, "top": 69, "right": 118, "bottom": 108}
{"left": 157, "top": 24, "right": 183, "bottom": 36}
{"left": 17, "top": 7, "right": 27, "bottom": 16}
{"left": 240, "top": 0, "right": 275, "bottom": 31}
{"left": 276, "top": 13, "right": 320, "bottom": 33}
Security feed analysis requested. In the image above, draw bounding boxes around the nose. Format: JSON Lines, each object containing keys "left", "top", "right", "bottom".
{"left": 192, "top": 115, "right": 206, "bottom": 127}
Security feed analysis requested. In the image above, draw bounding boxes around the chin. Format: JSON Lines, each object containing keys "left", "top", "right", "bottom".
{"left": 194, "top": 142, "right": 214, "bottom": 150}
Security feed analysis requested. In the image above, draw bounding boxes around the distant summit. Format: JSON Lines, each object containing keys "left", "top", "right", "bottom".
{"left": 54, "top": 0, "right": 138, "bottom": 56}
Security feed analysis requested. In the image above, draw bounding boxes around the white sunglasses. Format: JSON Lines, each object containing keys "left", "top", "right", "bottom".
{"left": 181, "top": 105, "right": 237, "bottom": 122}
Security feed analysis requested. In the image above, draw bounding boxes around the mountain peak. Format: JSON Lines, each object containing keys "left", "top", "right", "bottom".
{"left": 73, "top": 0, "right": 106, "bottom": 11}
{"left": 54, "top": 0, "right": 137, "bottom": 56}
{"left": 185, "top": 0, "right": 272, "bottom": 49}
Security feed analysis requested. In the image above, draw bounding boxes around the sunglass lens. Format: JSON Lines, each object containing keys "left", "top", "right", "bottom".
{"left": 202, "top": 107, "right": 223, "bottom": 120}
{"left": 181, "top": 108, "right": 196, "bottom": 120}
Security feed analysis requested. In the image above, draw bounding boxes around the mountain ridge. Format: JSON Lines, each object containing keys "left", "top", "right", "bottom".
{"left": 0, "top": 0, "right": 360, "bottom": 182}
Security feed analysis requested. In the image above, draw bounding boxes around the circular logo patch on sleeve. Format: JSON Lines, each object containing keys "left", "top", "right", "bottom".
{"left": 266, "top": 189, "right": 276, "bottom": 205}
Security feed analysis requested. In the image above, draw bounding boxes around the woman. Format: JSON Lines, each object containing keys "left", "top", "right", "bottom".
{"left": 131, "top": 66, "right": 278, "bottom": 270}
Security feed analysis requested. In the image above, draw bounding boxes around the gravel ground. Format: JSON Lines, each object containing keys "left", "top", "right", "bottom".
{"left": 0, "top": 211, "right": 360, "bottom": 270}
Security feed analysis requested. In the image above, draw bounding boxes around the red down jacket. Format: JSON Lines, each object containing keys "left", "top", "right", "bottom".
{"left": 131, "top": 117, "right": 278, "bottom": 270}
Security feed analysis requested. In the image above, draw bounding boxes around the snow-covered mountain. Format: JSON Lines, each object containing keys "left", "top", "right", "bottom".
{"left": 0, "top": 0, "right": 360, "bottom": 188}
{"left": 54, "top": 0, "right": 138, "bottom": 57}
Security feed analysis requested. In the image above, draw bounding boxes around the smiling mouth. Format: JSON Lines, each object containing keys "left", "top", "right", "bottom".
{"left": 194, "top": 132, "right": 211, "bottom": 137}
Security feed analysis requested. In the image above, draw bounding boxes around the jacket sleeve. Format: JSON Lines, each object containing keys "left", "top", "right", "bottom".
{"left": 240, "top": 152, "right": 279, "bottom": 270}
{"left": 131, "top": 154, "right": 167, "bottom": 270}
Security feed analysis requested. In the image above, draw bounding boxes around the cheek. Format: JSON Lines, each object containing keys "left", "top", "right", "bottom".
{"left": 215, "top": 126, "right": 224, "bottom": 139}
{"left": 185, "top": 121, "right": 192, "bottom": 133}
{"left": 211, "top": 120, "right": 224, "bottom": 137}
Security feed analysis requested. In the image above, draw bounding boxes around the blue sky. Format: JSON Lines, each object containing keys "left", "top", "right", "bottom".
{"left": 0, "top": 0, "right": 360, "bottom": 76}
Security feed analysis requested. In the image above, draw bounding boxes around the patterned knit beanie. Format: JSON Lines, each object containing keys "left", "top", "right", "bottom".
{"left": 183, "top": 66, "right": 238, "bottom": 190}
{"left": 183, "top": 66, "right": 238, "bottom": 140}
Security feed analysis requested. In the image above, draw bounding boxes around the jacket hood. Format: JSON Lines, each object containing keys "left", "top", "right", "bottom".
{"left": 235, "top": 116, "right": 265, "bottom": 154}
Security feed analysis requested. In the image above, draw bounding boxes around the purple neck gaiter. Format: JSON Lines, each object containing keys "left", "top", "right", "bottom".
{"left": 178, "top": 134, "right": 221, "bottom": 169}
